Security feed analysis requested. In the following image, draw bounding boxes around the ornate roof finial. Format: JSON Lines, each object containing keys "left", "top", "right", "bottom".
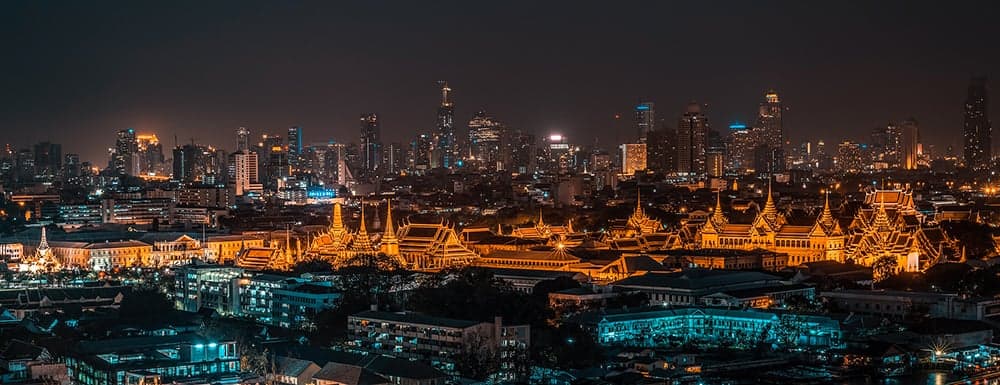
{"left": 712, "top": 190, "right": 727, "bottom": 224}
{"left": 383, "top": 199, "right": 395, "bottom": 237}
{"left": 537, "top": 208, "right": 545, "bottom": 228}
{"left": 331, "top": 202, "right": 345, "bottom": 234}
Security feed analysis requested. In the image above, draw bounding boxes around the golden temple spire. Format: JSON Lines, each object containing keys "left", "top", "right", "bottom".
{"left": 331, "top": 202, "right": 345, "bottom": 234}
{"left": 380, "top": 199, "right": 399, "bottom": 257}
{"left": 711, "top": 190, "right": 726, "bottom": 224}
{"left": 382, "top": 199, "right": 395, "bottom": 237}
{"left": 537, "top": 208, "right": 545, "bottom": 228}
{"left": 761, "top": 179, "right": 778, "bottom": 218}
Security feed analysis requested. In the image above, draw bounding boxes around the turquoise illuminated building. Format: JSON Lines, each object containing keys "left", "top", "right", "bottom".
{"left": 64, "top": 333, "right": 240, "bottom": 385}
{"left": 576, "top": 307, "right": 844, "bottom": 350}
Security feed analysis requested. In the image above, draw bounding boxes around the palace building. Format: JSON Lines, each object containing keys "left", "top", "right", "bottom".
{"left": 696, "top": 184, "right": 845, "bottom": 266}
{"left": 396, "top": 220, "right": 478, "bottom": 270}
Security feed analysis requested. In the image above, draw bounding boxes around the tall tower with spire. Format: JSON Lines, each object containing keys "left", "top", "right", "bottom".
{"left": 434, "top": 81, "right": 457, "bottom": 169}
{"left": 380, "top": 199, "right": 399, "bottom": 257}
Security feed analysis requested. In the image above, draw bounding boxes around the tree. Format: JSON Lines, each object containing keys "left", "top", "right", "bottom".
{"left": 872, "top": 256, "right": 899, "bottom": 283}
{"left": 290, "top": 258, "right": 333, "bottom": 274}
{"left": 118, "top": 287, "right": 173, "bottom": 320}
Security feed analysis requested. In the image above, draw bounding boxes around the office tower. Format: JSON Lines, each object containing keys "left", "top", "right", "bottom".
{"left": 358, "top": 113, "right": 381, "bottom": 180}
{"left": 136, "top": 134, "right": 164, "bottom": 176}
{"left": 172, "top": 144, "right": 200, "bottom": 182}
{"left": 539, "top": 134, "right": 573, "bottom": 174}
{"left": 228, "top": 150, "right": 260, "bottom": 197}
{"left": 706, "top": 152, "right": 724, "bottom": 177}
{"left": 287, "top": 126, "right": 303, "bottom": 170}
{"left": 408, "top": 133, "right": 433, "bottom": 173}
{"left": 644, "top": 129, "right": 667, "bottom": 172}
{"left": 509, "top": 130, "right": 535, "bottom": 174}
{"left": 726, "top": 123, "right": 753, "bottom": 174}
{"left": 236, "top": 127, "right": 251, "bottom": 152}
{"left": 32, "top": 142, "right": 61, "bottom": 179}
{"left": 635, "top": 101, "right": 655, "bottom": 142}
{"left": 836, "top": 141, "right": 863, "bottom": 173}
{"left": 620, "top": 143, "right": 647, "bottom": 175}
{"left": 871, "top": 122, "right": 902, "bottom": 168}
{"left": 63, "top": 153, "right": 80, "bottom": 178}
{"left": 255, "top": 134, "right": 284, "bottom": 190}
{"left": 963, "top": 77, "right": 992, "bottom": 169}
{"left": 900, "top": 118, "right": 920, "bottom": 170}
{"left": 383, "top": 142, "right": 405, "bottom": 176}
{"left": 752, "top": 90, "right": 784, "bottom": 174}
{"left": 676, "top": 102, "right": 709, "bottom": 176}
{"left": 468, "top": 109, "right": 505, "bottom": 172}
{"left": 434, "top": 81, "right": 456, "bottom": 169}
{"left": 113, "top": 128, "right": 139, "bottom": 175}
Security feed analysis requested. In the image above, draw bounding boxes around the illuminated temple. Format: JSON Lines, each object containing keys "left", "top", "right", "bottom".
{"left": 697, "top": 184, "right": 845, "bottom": 266}
{"left": 843, "top": 189, "right": 952, "bottom": 271}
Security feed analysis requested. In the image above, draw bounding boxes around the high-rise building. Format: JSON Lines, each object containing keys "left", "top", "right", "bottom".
{"left": 963, "top": 77, "right": 992, "bottom": 169}
{"left": 383, "top": 142, "right": 405, "bottom": 176}
{"left": 635, "top": 101, "right": 655, "bottom": 142}
{"left": 468, "top": 109, "right": 505, "bottom": 172}
{"left": 726, "top": 123, "right": 753, "bottom": 174}
{"left": 408, "top": 133, "right": 433, "bottom": 173}
{"left": 509, "top": 130, "right": 535, "bottom": 174}
{"left": 287, "top": 126, "right": 303, "bottom": 170}
{"left": 752, "top": 90, "right": 784, "bottom": 174}
{"left": 359, "top": 113, "right": 381, "bottom": 180}
{"left": 172, "top": 144, "right": 200, "bottom": 182}
{"left": 836, "top": 141, "right": 863, "bottom": 173}
{"left": 32, "top": 142, "right": 61, "bottom": 179}
{"left": 136, "top": 134, "right": 164, "bottom": 176}
{"left": 676, "top": 102, "right": 709, "bottom": 176}
{"left": 434, "top": 81, "right": 457, "bottom": 169}
{"left": 113, "top": 128, "right": 138, "bottom": 175}
{"left": 900, "top": 118, "right": 920, "bottom": 170}
{"left": 870, "top": 122, "right": 902, "bottom": 168}
{"left": 236, "top": 127, "right": 251, "bottom": 152}
{"left": 63, "top": 153, "right": 81, "bottom": 178}
{"left": 228, "top": 150, "right": 261, "bottom": 198}
{"left": 620, "top": 143, "right": 647, "bottom": 175}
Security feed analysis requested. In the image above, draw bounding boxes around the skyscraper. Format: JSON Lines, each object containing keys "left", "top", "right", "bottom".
{"left": 359, "top": 113, "right": 381, "bottom": 180}
{"left": 287, "top": 126, "right": 303, "bottom": 170}
{"left": 963, "top": 77, "right": 992, "bottom": 169}
{"left": 32, "top": 142, "right": 61, "bottom": 179}
{"left": 900, "top": 118, "right": 919, "bottom": 170}
{"left": 635, "top": 101, "right": 655, "bottom": 142}
{"left": 434, "top": 81, "right": 456, "bottom": 169}
{"left": 726, "top": 123, "right": 753, "bottom": 174}
{"left": 676, "top": 102, "right": 709, "bottom": 176}
{"left": 228, "top": 150, "right": 260, "bottom": 198}
{"left": 136, "top": 134, "right": 164, "bottom": 176}
{"left": 467, "top": 109, "right": 505, "bottom": 171}
{"left": 113, "top": 128, "right": 138, "bottom": 175}
{"left": 620, "top": 143, "right": 647, "bottom": 175}
{"left": 236, "top": 127, "right": 251, "bottom": 152}
{"left": 753, "top": 90, "right": 784, "bottom": 174}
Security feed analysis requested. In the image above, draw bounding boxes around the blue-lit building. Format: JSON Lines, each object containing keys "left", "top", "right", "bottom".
{"left": 64, "top": 333, "right": 240, "bottom": 385}
{"left": 575, "top": 307, "right": 843, "bottom": 351}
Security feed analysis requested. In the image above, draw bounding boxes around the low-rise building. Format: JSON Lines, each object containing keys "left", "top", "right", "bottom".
{"left": 64, "top": 333, "right": 240, "bottom": 385}
{"left": 610, "top": 269, "right": 811, "bottom": 308}
{"left": 574, "top": 306, "right": 844, "bottom": 350}
{"left": 821, "top": 289, "right": 1000, "bottom": 321}
{"left": 346, "top": 311, "right": 529, "bottom": 377}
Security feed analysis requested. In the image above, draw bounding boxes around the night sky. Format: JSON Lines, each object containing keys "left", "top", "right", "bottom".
{"left": 3, "top": 1, "right": 998, "bottom": 164}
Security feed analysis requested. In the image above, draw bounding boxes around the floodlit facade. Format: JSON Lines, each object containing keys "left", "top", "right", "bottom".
{"left": 581, "top": 307, "right": 843, "bottom": 350}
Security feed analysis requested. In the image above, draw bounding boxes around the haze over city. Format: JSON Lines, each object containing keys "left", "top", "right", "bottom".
{"left": 3, "top": 1, "right": 998, "bottom": 163}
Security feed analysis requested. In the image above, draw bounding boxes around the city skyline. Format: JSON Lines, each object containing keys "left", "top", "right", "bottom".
{"left": 3, "top": 1, "right": 998, "bottom": 164}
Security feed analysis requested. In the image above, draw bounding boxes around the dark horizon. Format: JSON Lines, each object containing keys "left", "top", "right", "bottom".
{"left": 3, "top": 0, "right": 998, "bottom": 164}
